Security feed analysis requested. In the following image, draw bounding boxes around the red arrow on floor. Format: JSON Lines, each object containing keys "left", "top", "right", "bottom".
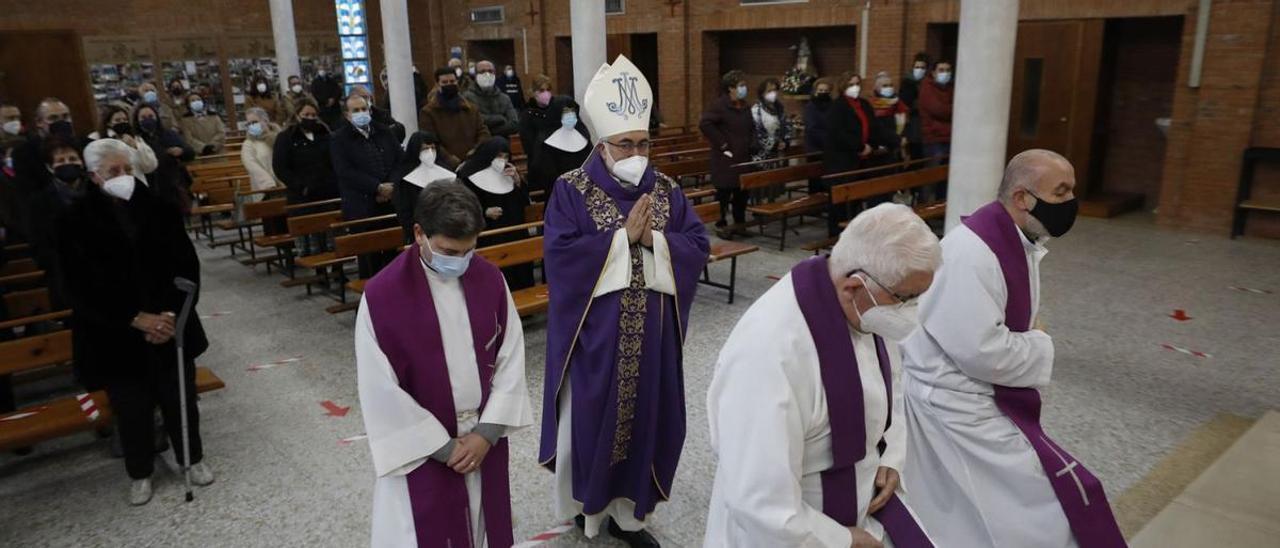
{"left": 1169, "top": 309, "right": 1192, "bottom": 322}
{"left": 321, "top": 400, "right": 350, "bottom": 417}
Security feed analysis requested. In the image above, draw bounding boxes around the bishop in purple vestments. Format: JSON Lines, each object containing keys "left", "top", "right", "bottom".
{"left": 538, "top": 55, "right": 709, "bottom": 545}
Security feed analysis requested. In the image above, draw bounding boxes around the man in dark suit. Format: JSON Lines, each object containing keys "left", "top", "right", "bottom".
{"left": 329, "top": 94, "right": 401, "bottom": 221}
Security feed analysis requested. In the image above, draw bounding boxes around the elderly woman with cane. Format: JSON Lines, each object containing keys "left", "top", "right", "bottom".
{"left": 57, "top": 138, "right": 213, "bottom": 505}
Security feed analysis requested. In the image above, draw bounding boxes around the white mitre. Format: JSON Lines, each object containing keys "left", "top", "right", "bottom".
{"left": 582, "top": 54, "right": 653, "bottom": 142}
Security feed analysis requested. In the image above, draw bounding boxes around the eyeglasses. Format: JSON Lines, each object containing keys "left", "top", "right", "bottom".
{"left": 849, "top": 269, "right": 919, "bottom": 306}
{"left": 604, "top": 139, "right": 651, "bottom": 154}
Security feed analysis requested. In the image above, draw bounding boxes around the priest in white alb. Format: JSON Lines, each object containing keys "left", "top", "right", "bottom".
{"left": 706, "top": 203, "right": 939, "bottom": 548}
{"left": 355, "top": 181, "right": 533, "bottom": 548}
{"left": 901, "top": 149, "right": 1126, "bottom": 547}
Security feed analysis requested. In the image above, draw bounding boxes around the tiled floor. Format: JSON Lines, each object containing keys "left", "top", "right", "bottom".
{"left": 1, "top": 213, "right": 1277, "bottom": 547}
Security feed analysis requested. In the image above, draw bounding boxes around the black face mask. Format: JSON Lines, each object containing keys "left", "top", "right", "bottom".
{"left": 111, "top": 122, "right": 132, "bottom": 136}
{"left": 439, "top": 84, "right": 459, "bottom": 100}
{"left": 300, "top": 118, "right": 322, "bottom": 133}
{"left": 139, "top": 118, "right": 159, "bottom": 133}
{"left": 1027, "top": 192, "right": 1079, "bottom": 238}
{"left": 53, "top": 164, "right": 83, "bottom": 183}
{"left": 49, "top": 119, "right": 74, "bottom": 138}
{"left": 812, "top": 94, "right": 832, "bottom": 106}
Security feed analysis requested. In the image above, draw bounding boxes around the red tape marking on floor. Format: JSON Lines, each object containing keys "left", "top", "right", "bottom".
{"left": 1169, "top": 309, "right": 1192, "bottom": 322}
{"left": 1161, "top": 343, "right": 1211, "bottom": 359}
{"left": 337, "top": 434, "right": 367, "bottom": 446}
{"left": 513, "top": 522, "right": 575, "bottom": 548}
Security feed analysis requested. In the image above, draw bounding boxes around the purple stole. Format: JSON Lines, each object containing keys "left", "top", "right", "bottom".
{"left": 791, "top": 257, "right": 933, "bottom": 547}
{"left": 363, "top": 245, "right": 515, "bottom": 548}
{"left": 963, "top": 202, "right": 1126, "bottom": 547}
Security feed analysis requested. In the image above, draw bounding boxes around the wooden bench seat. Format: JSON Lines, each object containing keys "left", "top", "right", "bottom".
{"left": 0, "top": 366, "right": 224, "bottom": 452}
{"left": 294, "top": 251, "right": 350, "bottom": 270}
{"left": 738, "top": 162, "right": 827, "bottom": 250}
{"left": 475, "top": 236, "right": 548, "bottom": 318}
{"left": 800, "top": 164, "right": 949, "bottom": 253}
{"left": 694, "top": 202, "right": 760, "bottom": 303}
{"left": 189, "top": 203, "right": 234, "bottom": 216}
{"left": 511, "top": 284, "right": 551, "bottom": 317}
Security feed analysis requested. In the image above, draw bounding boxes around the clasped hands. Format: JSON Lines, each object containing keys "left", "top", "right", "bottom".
{"left": 625, "top": 194, "right": 654, "bottom": 248}
{"left": 132, "top": 311, "right": 176, "bottom": 345}
{"left": 445, "top": 433, "right": 492, "bottom": 475}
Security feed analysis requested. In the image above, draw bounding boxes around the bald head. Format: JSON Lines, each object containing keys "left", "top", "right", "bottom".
{"left": 998, "top": 149, "right": 1073, "bottom": 203}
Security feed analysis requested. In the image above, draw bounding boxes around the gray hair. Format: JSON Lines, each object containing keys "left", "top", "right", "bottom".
{"left": 83, "top": 138, "right": 134, "bottom": 175}
{"left": 998, "top": 149, "right": 1070, "bottom": 202}
{"left": 35, "top": 97, "right": 66, "bottom": 122}
{"left": 874, "top": 71, "right": 893, "bottom": 87}
{"left": 828, "top": 203, "right": 941, "bottom": 288}
{"left": 244, "top": 107, "right": 271, "bottom": 123}
{"left": 413, "top": 180, "right": 486, "bottom": 239}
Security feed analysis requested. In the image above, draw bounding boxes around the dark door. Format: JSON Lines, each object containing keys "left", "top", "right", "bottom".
{"left": 0, "top": 31, "right": 96, "bottom": 132}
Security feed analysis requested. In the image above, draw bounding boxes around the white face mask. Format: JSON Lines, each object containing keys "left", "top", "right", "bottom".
{"left": 256, "top": 83, "right": 268, "bottom": 93}
{"left": 604, "top": 144, "right": 648, "bottom": 186}
{"left": 454, "top": 67, "right": 464, "bottom": 78}
{"left": 2, "top": 121, "right": 19, "bottom": 135}
{"left": 290, "top": 84, "right": 303, "bottom": 94}
{"left": 490, "top": 157, "right": 507, "bottom": 173}
{"left": 913, "top": 67, "right": 927, "bottom": 81}
{"left": 852, "top": 274, "right": 919, "bottom": 341}
{"left": 476, "top": 73, "right": 496, "bottom": 89}
{"left": 419, "top": 148, "right": 436, "bottom": 166}
{"left": 879, "top": 86, "right": 895, "bottom": 98}
{"left": 504, "top": 69, "right": 515, "bottom": 78}
{"left": 101, "top": 174, "right": 136, "bottom": 201}
{"left": 845, "top": 85, "right": 861, "bottom": 98}
{"left": 936, "top": 71, "right": 952, "bottom": 85}
{"left": 763, "top": 91, "right": 778, "bottom": 103}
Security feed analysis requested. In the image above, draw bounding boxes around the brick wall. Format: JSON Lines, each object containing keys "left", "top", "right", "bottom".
{"left": 1, "top": 0, "right": 1276, "bottom": 235}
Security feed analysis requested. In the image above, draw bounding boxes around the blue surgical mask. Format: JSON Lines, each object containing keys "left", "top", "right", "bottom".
{"left": 735, "top": 85, "right": 748, "bottom": 100}
{"left": 143, "top": 90, "right": 158, "bottom": 103}
{"left": 421, "top": 239, "right": 473, "bottom": 279}
{"left": 351, "top": 111, "right": 372, "bottom": 128}
{"left": 247, "top": 122, "right": 264, "bottom": 137}
{"left": 190, "top": 100, "right": 205, "bottom": 112}
{"left": 936, "top": 71, "right": 952, "bottom": 85}
{"left": 561, "top": 113, "right": 578, "bottom": 129}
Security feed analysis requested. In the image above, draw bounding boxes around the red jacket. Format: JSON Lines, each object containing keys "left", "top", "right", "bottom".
{"left": 918, "top": 77, "right": 954, "bottom": 144}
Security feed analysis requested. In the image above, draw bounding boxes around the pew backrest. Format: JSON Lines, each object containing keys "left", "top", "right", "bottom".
{"left": 739, "top": 162, "right": 825, "bottom": 192}
{"left": 286, "top": 210, "right": 344, "bottom": 237}
{"left": 334, "top": 227, "right": 403, "bottom": 260}
{"left": 476, "top": 236, "right": 544, "bottom": 268}
{"left": 829, "top": 165, "right": 949, "bottom": 206}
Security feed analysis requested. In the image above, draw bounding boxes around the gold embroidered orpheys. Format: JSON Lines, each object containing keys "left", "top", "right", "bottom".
{"left": 565, "top": 169, "right": 675, "bottom": 465}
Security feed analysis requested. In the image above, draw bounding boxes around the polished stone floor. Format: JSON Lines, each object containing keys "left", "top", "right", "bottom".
{"left": 1, "top": 212, "right": 1277, "bottom": 547}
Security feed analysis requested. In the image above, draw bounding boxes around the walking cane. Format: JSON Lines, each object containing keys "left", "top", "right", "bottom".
{"left": 173, "top": 277, "right": 199, "bottom": 502}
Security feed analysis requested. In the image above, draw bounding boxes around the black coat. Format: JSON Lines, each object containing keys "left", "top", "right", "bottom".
{"left": 140, "top": 127, "right": 195, "bottom": 213}
{"left": 329, "top": 122, "right": 401, "bottom": 220}
{"left": 699, "top": 96, "right": 755, "bottom": 190}
{"left": 803, "top": 99, "right": 833, "bottom": 153}
{"left": 311, "top": 74, "right": 346, "bottom": 128}
{"left": 273, "top": 124, "right": 340, "bottom": 204}
{"left": 57, "top": 182, "right": 208, "bottom": 388}
{"left": 823, "top": 97, "right": 876, "bottom": 176}
{"left": 24, "top": 175, "right": 80, "bottom": 308}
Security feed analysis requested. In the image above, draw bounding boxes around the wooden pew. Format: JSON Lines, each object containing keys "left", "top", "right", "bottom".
{"left": 0, "top": 257, "right": 39, "bottom": 277}
{"left": 693, "top": 202, "right": 760, "bottom": 304}
{"left": 3, "top": 287, "right": 53, "bottom": 318}
{"left": 739, "top": 161, "right": 829, "bottom": 250}
{"left": 800, "top": 163, "right": 950, "bottom": 254}
{"left": 0, "top": 270, "right": 45, "bottom": 292}
{"left": 475, "top": 236, "right": 550, "bottom": 318}
{"left": 280, "top": 210, "right": 345, "bottom": 292}
{"left": 251, "top": 197, "right": 344, "bottom": 276}
{"left": 328, "top": 226, "right": 405, "bottom": 313}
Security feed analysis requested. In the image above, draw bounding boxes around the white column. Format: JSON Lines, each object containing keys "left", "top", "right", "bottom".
{"left": 380, "top": 0, "right": 418, "bottom": 137}
{"left": 570, "top": 0, "right": 607, "bottom": 136}
{"left": 268, "top": 0, "right": 302, "bottom": 94}
{"left": 945, "top": 0, "right": 1019, "bottom": 232}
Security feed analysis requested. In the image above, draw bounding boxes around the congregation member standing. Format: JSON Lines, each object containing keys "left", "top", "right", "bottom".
{"left": 456, "top": 136, "right": 532, "bottom": 289}
{"left": 918, "top": 60, "right": 954, "bottom": 161}
{"left": 356, "top": 181, "right": 532, "bottom": 548}
{"left": 497, "top": 65, "right": 525, "bottom": 112}
{"left": 391, "top": 131, "right": 456, "bottom": 241}
{"left": 901, "top": 150, "right": 1126, "bottom": 547}
{"left": 244, "top": 75, "right": 285, "bottom": 124}
{"left": 420, "top": 68, "right": 490, "bottom": 167}
{"left": 526, "top": 96, "right": 590, "bottom": 198}
{"left": 899, "top": 53, "right": 930, "bottom": 161}
{"left": 463, "top": 60, "right": 521, "bottom": 138}
{"left": 540, "top": 55, "right": 709, "bottom": 548}
{"left": 706, "top": 203, "right": 940, "bottom": 548}
{"left": 58, "top": 138, "right": 213, "bottom": 505}
{"left": 13, "top": 98, "right": 85, "bottom": 191}
{"left": 87, "top": 104, "right": 158, "bottom": 186}
{"left": 133, "top": 104, "right": 195, "bottom": 213}
{"left": 870, "top": 72, "right": 909, "bottom": 162}
{"left": 239, "top": 107, "right": 282, "bottom": 201}
{"left": 311, "top": 66, "right": 345, "bottom": 130}
{"left": 823, "top": 73, "right": 876, "bottom": 237}
{"left": 273, "top": 99, "right": 340, "bottom": 206}
{"left": 699, "top": 70, "right": 754, "bottom": 231}
{"left": 750, "top": 77, "right": 792, "bottom": 164}
{"left": 178, "top": 92, "right": 226, "bottom": 156}
{"left": 803, "top": 79, "right": 834, "bottom": 155}
{"left": 330, "top": 94, "right": 399, "bottom": 221}
{"left": 136, "top": 82, "right": 180, "bottom": 132}
{"left": 281, "top": 75, "right": 315, "bottom": 121}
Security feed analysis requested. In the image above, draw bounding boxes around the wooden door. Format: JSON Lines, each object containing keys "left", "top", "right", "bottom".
{"left": 1007, "top": 20, "right": 1104, "bottom": 187}
{"left": 0, "top": 31, "right": 96, "bottom": 132}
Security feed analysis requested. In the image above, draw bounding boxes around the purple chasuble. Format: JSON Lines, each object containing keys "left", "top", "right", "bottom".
{"left": 963, "top": 202, "right": 1126, "bottom": 547}
{"left": 364, "top": 246, "right": 515, "bottom": 548}
{"left": 538, "top": 151, "right": 710, "bottom": 520}
{"left": 791, "top": 257, "right": 933, "bottom": 547}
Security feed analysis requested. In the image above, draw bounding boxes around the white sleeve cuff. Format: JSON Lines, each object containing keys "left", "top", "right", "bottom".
{"left": 593, "top": 228, "right": 634, "bottom": 298}
{"left": 369, "top": 418, "right": 452, "bottom": 478}
{"left": 1026, "top": 329, "right": 1055, "bottom": 388}
{"left": 477, "top": 391, "right": 534, "bottom": 433}
{"left": 642, "top": 231, "right": 677, "bottom": 296}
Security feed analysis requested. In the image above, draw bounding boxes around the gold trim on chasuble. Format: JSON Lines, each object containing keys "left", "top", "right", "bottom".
{"left": 566, "top": 169, "right": 674, "bottom": 466}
